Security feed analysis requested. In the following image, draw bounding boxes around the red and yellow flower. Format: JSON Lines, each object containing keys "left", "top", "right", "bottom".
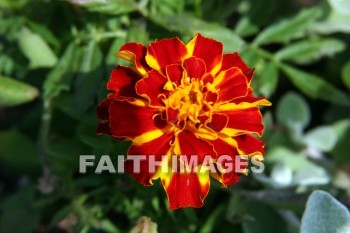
{"left": 97, "top": 33, "right": 270, "bottom": 209}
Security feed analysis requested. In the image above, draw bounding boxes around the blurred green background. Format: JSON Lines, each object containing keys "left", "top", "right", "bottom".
{"left": 0, "top": 0, "right": 350, "bottom": 232}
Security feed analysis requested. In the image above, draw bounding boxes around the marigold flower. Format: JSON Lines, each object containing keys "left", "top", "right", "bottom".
{"left": 97, "top": 33, "right": 271, "bottom": 209}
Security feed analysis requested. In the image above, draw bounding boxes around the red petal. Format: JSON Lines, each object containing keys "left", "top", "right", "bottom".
{"left": 186, "top": 34, "right": 223, "bottom": 76}
{"left": 146, "top": 38, "right": 187, "bottom": 71}
{"left": 232, "top": 88, "right": 271, "bottom": 106}
{"left": 96, "top": 122, "right": 112, "bottom": 135}
{"left": 96, "top": 98, "right": 113, "bottom": 121}
{"left": 221, "top": 52, "right": 254, "bottom": 83}
{"left": 136, "top": 70, "right": 168, "bottom": 107}
{"left": 107, "top": 66, "right": 142, "bottom": 98}
{"left": 162, "top": 171, "right": 210, "bottom": 209}
{"left": 109, "top": 99, "right": 168, "bottom": 143}
{"left": 210, "top": 137, "right": 240, "bottom": 187}
{"left": 166, "top": 64, "right": 184, "bottom": 86}
{"left": 116, "top": 43, "right": 149, "bottom": 75}
{"left": 174, "top": 130, "right": 215, "bottom": 164}
{"left": 218, "top": 107, "right": 264, "bottom": 136}
{"left": 183, "top": 57, "right": 206, "bottom": 80}
{"left": 207, "top": 113, "right": 228, "bottom": 132}
{"left": 235, "top": 134, "right": 265, "bottom": 155}
{"left": 126, "top": 130, "right": 174, "bottom": 186}
{"left": 213, "top": 67, "right": 248, "bottom": 103}
{"left": 166, "top": 107, "right": 179, "bottom": 124}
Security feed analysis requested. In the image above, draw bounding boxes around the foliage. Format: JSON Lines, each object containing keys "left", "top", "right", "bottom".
{"left": 0, "top": 0, "right": 350, "bottom": 232}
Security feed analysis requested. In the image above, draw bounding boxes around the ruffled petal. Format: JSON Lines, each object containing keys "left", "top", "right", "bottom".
{"left": 115, "top": 43, "right": 149, "bottom": 75}
{"left": 186, "top": 34, "right": 223, "bottom": 76}
{"left": 166, "top": 64, "right": 184, "bottom": 86}
{"left": 183, "top": 57, "right": 206, "bottom": 80}
{"left": 221, "top": 52, "right": 254, "bottom": 83}
{"left": 232, "top": 88, "right": 272, "bottom": 107}
{"left": 212, "top": 67, "right": 248, "bottom": 103}
{"left": 107, "top": 66, "right": 142, "bottom": 99}
{"left": 146, "top": 38, "right": 187, "bottom": 72}
{"left": 125, "top": 130, "right": 174, "bottom": 186}
{"left": 161, "top": 168, "right": 210, "bottom": 210}
{"left": 136, "top": 70, "right": 168, "bottom": 107}
{"left": 214, "top": 106, "right": 264, "bottom": 136}
{"left": 210, "top": 137, "right": 241, "bottom": 187}
{"left": 235, "top": 134, "right": 265, "bottom": 156}
{"left": 207, "top": 113, "right": 228, "bottom": 132}
{"left": 109, "top": 99, "right": 170, "bottom": 144}
{"left": 174, "top": 130, "right": 216, "bottom": 165}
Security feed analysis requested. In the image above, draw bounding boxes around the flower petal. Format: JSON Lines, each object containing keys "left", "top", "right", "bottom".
{"left": 183, "top": 57, "right": 207, "bottom": 80}
{"left": 166, "top": 64, "right": 184, "bottom": 86}
{"left": 96, "top": 98, "right": 113, "bottom": 121}
{"left": 146, "top": 38, "right": 187, "bottom": 71}
{"left": 115, "top": 43, "right": 149, "bottom": 75}
{"left": 215, "top": 107, "right": 264, "bottom": 136}
{"left": 162, "top": 168, "right": 210, "bottom": 210}
{"left": 186, "top": 34, "right": 223, "bottom": 76}
{"left": 210, "top": 137, "right": 241, "bottom": 187}
{"left": 136, "top": 70, "right": 168, "bottom": 107}
{"left": 213, "top": 67, "right": 248, "bottom": 103}
{"left": 174, "top": 130, "right": 216, "bottom": 164}
{"left": 126, "top": 130, "right": 174, "bottom": 186}
{"left": 232, "top": 88, "right": 272, "bottom": 107}
{"left": 221, "top": 52, "right": 254, "bottom": 83}
{"left": 109, "top": 99, "right": 170, "bottom": 144}
{"left": 96, "top": 122, "right": 112, "bottom": 135}
{"left": 207, "top": 113, "right": 228, "bottom": 132}
{"left": 107, "top": 66, "right": 142, "bottom": 99}
{"left": 235, "top": 134, "right": 265, "bottom": 156}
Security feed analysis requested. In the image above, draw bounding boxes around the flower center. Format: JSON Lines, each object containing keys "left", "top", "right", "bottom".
{"left": 164, "top": 78, "right": 206, "bottom": 124}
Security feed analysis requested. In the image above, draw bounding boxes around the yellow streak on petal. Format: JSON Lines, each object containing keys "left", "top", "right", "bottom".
{"left": 152, "top": 151, "right": 172, "bottom": 186}
{"left": 214, "top": 99, "right": 271, "bottom": 112}
{"left": 133, "top": 125, "right": 173, "bottom": 145}
{"left": 195, "top": 126, "right": 218, "bottom": 140}
{"left": 115, "top": 51, "right": 146, "bottom": 75}
{"left": 145, "top": 53, "right": 161, "bottom": 71}
{"left": 210, "top": 60, "right": 222, "bottom": 76}
{"left": 196, "top": 165, "right": 210, "bottom": 187}
{"left": 185, "top": 34, "right": 197, "bottom": 59}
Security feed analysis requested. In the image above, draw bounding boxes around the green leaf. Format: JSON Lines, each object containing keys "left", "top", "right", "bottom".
{"left": 198, "top": 205, "right": 225, "bottom": 233}
{"left": 43, "top": 42, "right": 81, "bottom": 99}
{"left": 303, "top": 126, "right": 337, "bottom": 152}
{"left": 275, "top": 39, "right": 346, "bottom": 64}
{"left": 329, "top": 0, "right": 350, "bottom": 14}
{"left": 157, "top": 14, "right": 245, "bottom": 52}
{"left": 150, "top": 0, "right": 185, "bottom": 16}
{"left": 0, "top": 76, "right": 39, "bottom": 108}
{"left": 331, "top": 119, "right": 350, "bottom": 164}
{"left": 253, "top": 8, "right": 321, "bottom": 46}
{"left": 254, "top": 61, "right": 278, "bottom": 97}
{"left": 234, "top": 17, "right": 259, "bottom": 37}
{"left": 341, "top": 60, "right": 350, "bottom": 90}
{"left": 18, "top": 27, "right": 57, "bottom": 69}
{"left": 72, "top": 0, "right": 136, "bottom": 15}
{"left": 242, "top": 201, "right": 289, "bottom": 233}
{"left": 0, "top": 129, "right": 40, "bottom": 174}
{"left": 0, "top": 187, "right": 40, "bottom": 233}
{"left": 74, "top": 40, "right": 103, "bottom": 114}
{"left": 301, "top": 190, "right": 350, "bottom": 233}
{"left": 313, "top": 11, "right": 350, "bottom": 34}
{"left": 270, "top": 162, "right": 293, "bottom": 187}
{"left": 267, "top": 147, "right": 330, "bottom": 186}
{"left": 276, "top": 92, "right": 310, "bottom": 130}
{"left": 280, "top": 64, "right": 350, "bottom": 105}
